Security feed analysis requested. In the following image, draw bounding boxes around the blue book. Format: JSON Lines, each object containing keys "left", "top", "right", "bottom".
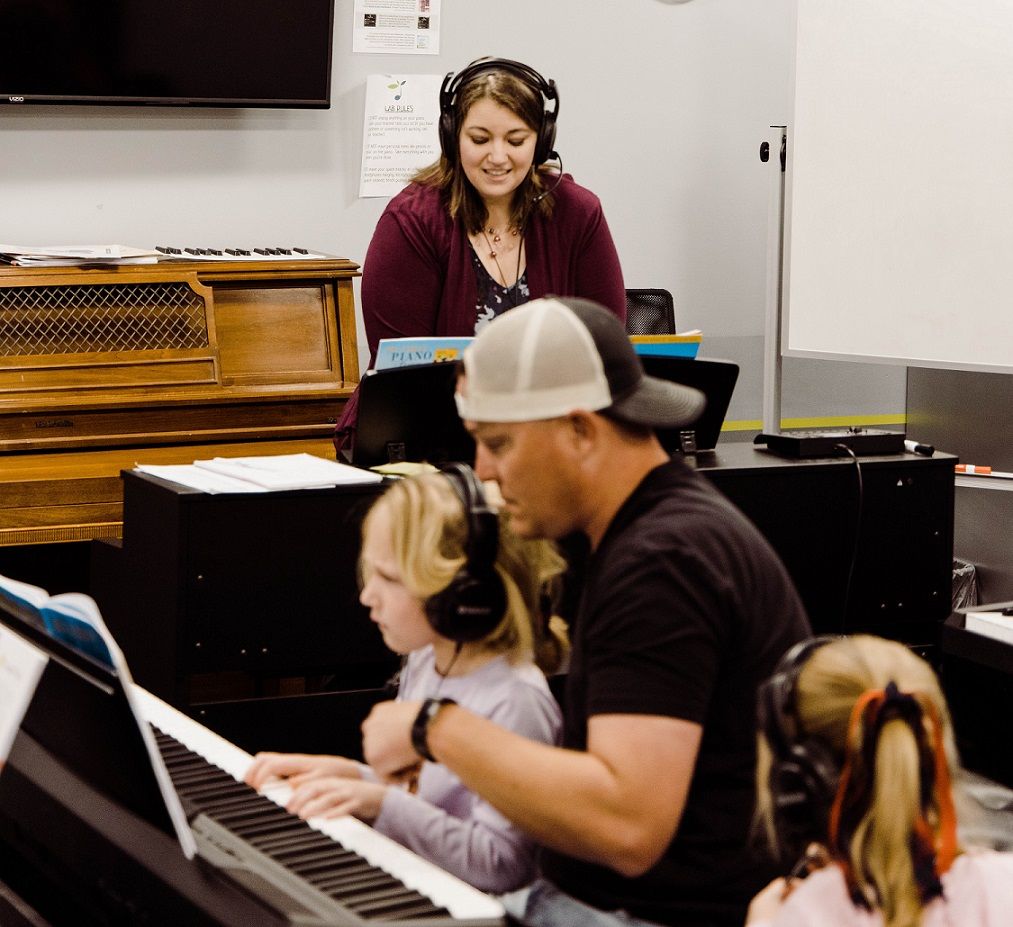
{"left": 374, "top": 337, "right": 473, "bottom": 371}
{"left": 0, "top": 574, "right": 113, "bottom": 669}
{"left": 630, "top": 331, "right": 702, "bottom": 359}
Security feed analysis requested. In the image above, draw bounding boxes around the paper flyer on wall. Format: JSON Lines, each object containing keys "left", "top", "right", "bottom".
{"left": 352, "top": 0, "right": 440, "bottom": 55}
{"left": 359, "top": 73, "right": 443, "bottom": 198}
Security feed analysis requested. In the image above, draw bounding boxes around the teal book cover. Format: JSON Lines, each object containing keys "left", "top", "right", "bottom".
{"left": 374, "top": 337, "right": 474, "bottom": 370}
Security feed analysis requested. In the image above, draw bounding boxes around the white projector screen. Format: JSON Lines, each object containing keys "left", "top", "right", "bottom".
{"left": 783, "top": 0, "right": 1013, "bottom": 373}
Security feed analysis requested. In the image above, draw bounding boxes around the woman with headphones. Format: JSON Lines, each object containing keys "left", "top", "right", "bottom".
{"left": 245, "top": 464, "right": 567, "bottom": 893}
{"left": 334, "top": 57, "right": 626, "bottom": 452}
{"left": 748, "top": 634, "right": 1013, "bottom": 927}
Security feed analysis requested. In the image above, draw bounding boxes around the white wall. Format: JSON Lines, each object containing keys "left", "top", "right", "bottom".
{"left": 0, "top": 0, "right": 903, "bottom": 427}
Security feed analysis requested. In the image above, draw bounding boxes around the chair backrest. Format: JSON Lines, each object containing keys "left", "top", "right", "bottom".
{"left": 625, "top": 288, "right": 676, "bottom": 335}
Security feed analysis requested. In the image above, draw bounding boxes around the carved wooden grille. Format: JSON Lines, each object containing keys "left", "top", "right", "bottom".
{"left": 0, "top": 282, "right": 210, "bottom": 355}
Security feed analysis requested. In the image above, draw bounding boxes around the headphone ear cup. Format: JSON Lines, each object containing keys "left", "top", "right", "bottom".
{"left": 770, "top": 738, "right": 840, "bottom": 862}
{"left": 425, "top": 570, "right": 506, "bottom": 643}
{"left": 536, "top": 85, "right": 558, "bottom": 164}
{"left": 438, "top": 110, "right": 457, "bottom": 163}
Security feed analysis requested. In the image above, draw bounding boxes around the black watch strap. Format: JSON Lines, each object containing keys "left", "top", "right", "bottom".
{"left": 411, "top": 697, "right": 456, "bottom": 763}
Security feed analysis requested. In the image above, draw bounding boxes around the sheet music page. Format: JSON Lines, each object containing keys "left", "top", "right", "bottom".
{"left": 45, "top": 593, "right": 198, "bottom": 859}
{"left": 193, "top": 453, "right": 384, "bottom": 490}
{"left": 133, "top": 463, "right": 271, "bottom": 494}
{"left": 0, "top": 627, "right": 48, "bottom": 773}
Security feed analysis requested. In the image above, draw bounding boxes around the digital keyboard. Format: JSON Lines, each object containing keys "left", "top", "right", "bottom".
{"left": 154, "top": 246, "right": 331, "bottom": 261}
{"left": 136, "top": 688, "right": 506, "bottom": 927}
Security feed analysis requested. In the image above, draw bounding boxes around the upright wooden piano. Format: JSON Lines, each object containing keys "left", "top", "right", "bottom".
{"left": 0, "top": 257, "right": 361, "bottom": 547}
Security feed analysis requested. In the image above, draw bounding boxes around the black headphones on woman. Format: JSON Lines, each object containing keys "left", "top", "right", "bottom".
{"left": 438, "top": 57, "right": 559, "bottom": 166}
{"left": 757, "top": 635, "right": 844, "bottom": 866}
{"left": 424, "top": 463, "right": 507, "bottom": 643}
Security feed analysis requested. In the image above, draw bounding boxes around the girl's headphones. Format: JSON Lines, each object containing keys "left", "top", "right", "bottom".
{"left": 438, "top": 57, "right": 559, "bottom": 166}
{"left": 756, "top": 635, "right": 843, "bottom": 866}
{"left": 424, "top": 463, "right": 507, "bottom": 643}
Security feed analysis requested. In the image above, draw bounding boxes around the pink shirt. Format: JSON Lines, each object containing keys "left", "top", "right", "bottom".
{"left": 753, "top": 851, "right": 1013, "bottom": 927}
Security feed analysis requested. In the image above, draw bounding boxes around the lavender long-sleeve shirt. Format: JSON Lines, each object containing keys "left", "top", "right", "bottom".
{"left": 361, "top": 646, "right": 561, "bottom": 893}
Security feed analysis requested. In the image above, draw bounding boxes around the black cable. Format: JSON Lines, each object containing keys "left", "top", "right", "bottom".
{"left": 509, "top": 152, "right": 565, "bottom": 308}
{"left": 833, "top": 443, "right": 864, "bottom": 634}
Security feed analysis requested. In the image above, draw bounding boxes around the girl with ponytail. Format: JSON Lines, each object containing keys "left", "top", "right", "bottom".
{"left": 748, "top": 634, "right": 1013, "bottom": 927}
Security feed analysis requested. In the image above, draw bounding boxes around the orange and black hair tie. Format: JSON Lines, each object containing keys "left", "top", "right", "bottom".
{"left": 827, "top": 681, "right": 958, "bottom": 909}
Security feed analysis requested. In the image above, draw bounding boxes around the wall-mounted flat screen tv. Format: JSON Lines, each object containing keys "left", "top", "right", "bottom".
{"left": 0, "top": 0, "right": 334, "bottom": 108}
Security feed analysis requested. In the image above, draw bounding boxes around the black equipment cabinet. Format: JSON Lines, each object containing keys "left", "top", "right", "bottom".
{"left": 695, "top": 444, "right": 956, "bottom": 643}
{"left": 91, "top": 471, "right": 397, "bottom": 758}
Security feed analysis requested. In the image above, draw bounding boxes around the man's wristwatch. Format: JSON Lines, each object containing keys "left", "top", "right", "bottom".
{"left": 410, "top": 697, "right": 456, "bottom": 763}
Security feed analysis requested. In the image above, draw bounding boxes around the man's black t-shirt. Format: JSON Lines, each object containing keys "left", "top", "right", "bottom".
{"left": 540, "top": 458, "right": 810, "bottom": 927}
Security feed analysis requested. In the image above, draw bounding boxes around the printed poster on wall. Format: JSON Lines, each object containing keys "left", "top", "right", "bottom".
{"left": 0, "top": 626, "right": 47, "bottom": 773}
{"left": 359, "top": 73, "right": 443, "bottom": 198}
{"left": 353, "top": 0, "right": 441, "bottom": 55}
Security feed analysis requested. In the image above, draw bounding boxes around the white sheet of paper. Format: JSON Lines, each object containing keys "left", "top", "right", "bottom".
{"left": 352, "top": 0, "right": 440, "bottom": 55}
{"left": 193, "top": 453, "right": 383, "bottom": 490}
{"left": 359, "top": 73, "right": 443, "bottom": 198}
{"left": 134, "top": 463, "right": 270, "bottom": 493}
{"left": 0, "top": 627, "right": 48, "bottom": 767}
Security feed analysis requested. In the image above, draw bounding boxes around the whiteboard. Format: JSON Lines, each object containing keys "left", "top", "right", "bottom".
{"left": 783, "top": 0, "right": 1013, "bottom": 373}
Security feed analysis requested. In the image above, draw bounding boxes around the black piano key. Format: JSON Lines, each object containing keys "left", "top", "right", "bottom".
{"left": 283, "top": 853, "right": 368, "bottom": 878}
{"left": 229, "top": 818, "right": 304, "bottom": 840}
{"left": 349, "top": 887, "right": 435, "bottom": 916}
{"left": 250, "top": 830, "right": 335, "bottom": 854}
{"left": 293, "top": 248, "right": 309, "bottom": 254}
{"left": 390, "top": 900, "right": 453, "bottom": 920}
{"left": 175, "top": 775, "right": 247, "bottom": 798}
{"left": 190, "top": 793, "right": 269, "bottom": 817}
{"left": 291, "top": 857, "right": 370, "bottom": 881}
{"left": 253, "top": 248, "right": 269, "bottom": 255}
{"left": 168, "top": 760, "right": 224, "bottom": 780}
{"left": 216, "top": 805, "right": 293, "bottom": 829}
{"left": 314, "top": 870, "right": 394, "bottom": 895}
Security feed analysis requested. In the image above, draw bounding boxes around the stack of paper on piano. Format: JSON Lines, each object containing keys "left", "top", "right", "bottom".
{"left": 0, "top": 243, "right": 162, "bottom": 266}
{"left": 135, "top": 453, "right": 384, "bottom": 493}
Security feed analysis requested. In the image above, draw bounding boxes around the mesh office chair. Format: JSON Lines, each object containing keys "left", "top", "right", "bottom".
{"left": 624, "top": 288, "right": 676, "bottom": 335}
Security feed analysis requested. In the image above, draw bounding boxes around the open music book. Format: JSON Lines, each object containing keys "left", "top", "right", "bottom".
{"left": 0, "top": 573, "right": 197, "bottom": 858}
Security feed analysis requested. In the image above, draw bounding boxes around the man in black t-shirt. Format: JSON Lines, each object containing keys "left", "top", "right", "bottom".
{"left": 362, "top": 297, "right": 811, "bottom": 927}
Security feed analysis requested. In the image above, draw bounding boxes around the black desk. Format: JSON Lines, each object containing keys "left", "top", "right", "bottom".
{"left": 941, "top": 611, "right": 1013, "bottom": 788}
{"left": 693, "top": 444, "right": 955, "bottom": 642}
{"left": 90, "top": 471, "right": 397, "bottom": 759}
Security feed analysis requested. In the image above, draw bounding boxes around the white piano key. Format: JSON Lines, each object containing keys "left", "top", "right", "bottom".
{"left": 134, "top": 686, "right": 505, "bottom": 923}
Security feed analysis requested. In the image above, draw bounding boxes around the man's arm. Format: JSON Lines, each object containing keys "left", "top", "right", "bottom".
{"left": 362, "top": 701, "right": 701, "bottom": 877}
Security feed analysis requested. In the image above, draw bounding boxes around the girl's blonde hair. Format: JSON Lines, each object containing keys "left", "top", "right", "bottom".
{"left": 756, "top": 635, "right": 961, "bottom": 927}
{"left": 360, "top": 472, "right": 568, "bottom": 673}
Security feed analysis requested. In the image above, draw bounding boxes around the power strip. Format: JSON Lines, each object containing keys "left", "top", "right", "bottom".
{"left": 755, "top": 428, "right": 906, "bottom": 458}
